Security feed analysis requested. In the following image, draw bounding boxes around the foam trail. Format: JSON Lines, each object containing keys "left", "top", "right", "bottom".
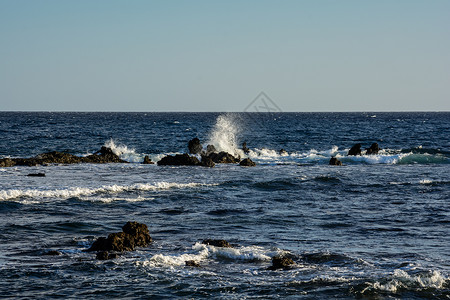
{"left": 207, "top": 114, "right": 244, "bottom": 158}
{"left": 0, "top": 182, "right": 217, "bottom": 201}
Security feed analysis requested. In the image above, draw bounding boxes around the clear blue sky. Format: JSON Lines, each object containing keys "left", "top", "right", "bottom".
{"left": 1, "top": 0, "right": 449, "bottom": 111}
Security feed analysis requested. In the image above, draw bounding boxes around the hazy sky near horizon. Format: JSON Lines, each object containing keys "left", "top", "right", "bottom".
{"left": 1, "top": 0, "right": 449, "bottom": 112}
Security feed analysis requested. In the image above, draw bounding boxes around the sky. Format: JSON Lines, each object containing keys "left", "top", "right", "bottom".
{"left": 0, "top": 0, "right": 449, "bottom": 112}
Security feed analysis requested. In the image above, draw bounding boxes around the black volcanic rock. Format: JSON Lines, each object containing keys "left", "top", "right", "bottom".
{"left": 365, "top": 143, "right": 380, "bottom": 155}
{"left": 188, "top": 138, "right": 203, "bottom": 154}
{"left": 200, "top": 156, "right": 215, "bottom": 168}
{"left": 347, "top": 144, "right": 362, "bottom": 156}
{"left": 267, "top": 256, "right": 295, "bottom": 270}
{"left": 143, "top": 155, "right": 154, "bottom": 164}
{"left": 329, "top": 157, "right": 342, "bottom": 166}
{"left": 202, "top": 239, "right": 232, "bottom": 248}
{"left": 239, "top": 158, "right": 256, "bottom": 167}
{"left": 207, "top": 151, "right": 240, "bottom": 164}
{"left": 157, "top": 154, "right": 200, "bottom": 166}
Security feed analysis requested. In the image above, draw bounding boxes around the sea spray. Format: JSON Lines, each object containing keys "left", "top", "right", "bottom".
{"left": 207, "top": 113, "right": 244, "bottom": 158}
{"left": 104, "top": 139, "right": 142, "bottom": 163}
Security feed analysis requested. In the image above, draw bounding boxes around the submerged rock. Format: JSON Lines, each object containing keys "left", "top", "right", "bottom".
{"left": 239, "top": 158, "right": 256, "bottom": 167}
{"left": 185, "top": 260, "right": 201, "bottom": 267}
{"left": 27, "top": 173, "right": 46, "bottom": 177}
{"left": 267, "top": 256, "right": 295, "bottom": 270}
{"left": 347, "top": 144, "right": 362, "bottom": 156}
{"left": 365, "top": 143, "right": 380, "bottom": 155}
{"left": 157, "top": 154, "right": 200, "bottom": 166}
{"left": 188, "top": 138, "right": 203, "bottom": 154}
{"left": 329, "top": 157, "right": 342, "bottom": 166}
{"left": 87, "top": 221, "right": 152, "bottom": 256}
{"left": 202, "top": 239, "right": 232, "bottom": 248}
{"left": 142, "top": 155, "right": 154, "bottom": 164}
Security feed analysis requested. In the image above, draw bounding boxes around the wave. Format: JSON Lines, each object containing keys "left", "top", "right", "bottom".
{"left": 0, "top": 182, "right": 217, "bottom": 202}
{"left": 206, "top": 113, "right": 244, "bottom": 158}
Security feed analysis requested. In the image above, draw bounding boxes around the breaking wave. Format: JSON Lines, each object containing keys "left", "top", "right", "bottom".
{"left": 207, "top": 113, "right": 244, "bottom": 158}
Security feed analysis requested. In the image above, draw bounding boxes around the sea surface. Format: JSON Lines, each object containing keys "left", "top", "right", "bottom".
{"left": 0, "top": 112, "right": 449, "bottom": 299}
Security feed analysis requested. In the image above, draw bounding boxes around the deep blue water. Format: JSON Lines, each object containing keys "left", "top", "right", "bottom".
{"left": 0, "top": 112, "right": 449, "bottom": 299}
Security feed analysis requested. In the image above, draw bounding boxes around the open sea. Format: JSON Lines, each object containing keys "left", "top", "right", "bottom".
{"left": 0, "top": 111, "right": 449, "bottom": 299}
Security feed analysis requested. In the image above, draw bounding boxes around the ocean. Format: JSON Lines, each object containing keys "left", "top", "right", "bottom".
{"left": 0, "top": 112, "right": 449, "bottom": 299}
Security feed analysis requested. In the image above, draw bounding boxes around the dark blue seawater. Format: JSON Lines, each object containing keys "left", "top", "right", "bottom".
{"left": 0, "top": 112, "right": 449, "bottom": 299}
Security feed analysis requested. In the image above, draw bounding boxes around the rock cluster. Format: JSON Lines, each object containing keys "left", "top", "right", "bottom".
{"left": 0, "top": 146, "right": 127, "bottom": 167}
{"left": 87, "top": 221, "right": 152, "bottom": 260}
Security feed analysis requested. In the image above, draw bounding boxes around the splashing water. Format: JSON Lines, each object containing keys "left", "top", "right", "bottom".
{"left": 207, "top": 114, "right": 244, "bottom": 158}
{"left": 104, "top": 139, "right": 141, "bottom": 162}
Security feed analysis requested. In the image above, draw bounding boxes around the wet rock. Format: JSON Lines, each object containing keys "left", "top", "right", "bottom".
{"left": 279, "top": 149, "right": 288, "bottom": 156}
{"left": 267, "top": 256, "right": 295, "bottom": 270}
{"left": 96, "top": 251, "right": 119, "bottom": 260}
{"left": 27, "top": 173, "right": 46, "bottom": 177}
{"left": 202, "top": 239, "right": 232, "bottom": 248}
{"left": 87, "top": 221, "right": 152, "bottom": 254}
{"left": 365, "top": 143, "right": 380, "bottom": 155}
{"left": 239, "top": 158, "right": 256, "bottom": 167}
{"left": 205, "top": 145, "right": 217, "bottom": 156}
{"left": 200, "top": 156, "right": 215, "bottom": 168}
{"left": 188, "top": 138, "right": 203, "bottom": 154}
{"left": 242, "top": 142, "right": 250, "bottom": 154}
{"left": 83, "top": 147, "right": 127, "bottom": 164}
{"left": 347, "top": 144, "right": 362, "bottom": 156}
{"left": 157, "top": 154, "right": 200, "bottom": 166}
{"left": 0, "top": 158, "right": 16, "bottom": 167}
{"left": 329, "top": 157, "right": 342, "bottom": 166}
{"left": 207, "top": 151, "right": 240, "bottom": 164}
{"left": 36, "top": 151, "right": 82, "bottom": 164}
{"left": 143, "top": 155, "right": 154, "bottom": 164}
{"left": 185, "top": 260, "right": 201, "bottom": 267}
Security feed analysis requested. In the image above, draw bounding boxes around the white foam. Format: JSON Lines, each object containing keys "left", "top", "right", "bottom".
{"left": 419, "top": 179, "right": 433, "bottom": 184}
{"left": 367, "top": 269, "right": 448, "bottom": 293}
{"left": 207, "top": 114, "right": 244, "bottom": 158}
{"left": 0, "top": 182, "right": 216, "bottom": 201}
{"left": 104, "top": 139, "right": 142, "bottom": 163}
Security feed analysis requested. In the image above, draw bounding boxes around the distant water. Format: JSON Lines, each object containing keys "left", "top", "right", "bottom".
{"left": 0, "top": 112, "right": 449, "bottom": 299}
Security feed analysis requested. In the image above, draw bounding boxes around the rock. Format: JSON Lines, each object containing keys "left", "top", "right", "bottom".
{"left": 143, "top": 155, "right": 154, "bottom": 164}
{"left": 202, "top": 239, "right": 232, "bottom": 248}
{"left": 27, "top": 173, "right": 46, "bottom": 177}
{"left": 36, "top": 151, "right": 82, "bottom": 164}
{"left": 185, "top": 260, "right": 201, "bottom": 267}
{"left": 329, "top": 157, "right": 342, "bottom": 166}
{"left": 205, "top": 145, "right": 217, "bottom": 156}
{"left": 347, "top": 144, "right": 362, "bottom": 156}
{"left": 83, "top": 147, "right": 127, "bottom": 164}
{"left": 200, "top": 156, "right": 215, "bottom": 168}
{"left": 96, "top": 251, "right": 119, "bottom": 260}
{"left": 188, "top": 138, "right": 203, "bottom": 154}
{"left": 207, "top": 151, "right": 240, "bottom": 164}
{"left": 365, "top": 143, "right": 380, "bottom": 155}
{"left": 267, "top": 256, "right": 295, "bottom": 270}
{"left": 0, "top": 158, "right": 16, "bottom": 167}
{"left": 157, "top": 154, "right": 200, "bottom": 166}
{"left": 242, "top": 142, "right": 250, "bottom": 154}
{"left": 239, "top": 158, "right": 256, "bottom": 167}
{"left": 279, "top": 149, "right": 288, "bottom": 156}
{"left": 87, "top": 221, "right": 152, "bottom": 254}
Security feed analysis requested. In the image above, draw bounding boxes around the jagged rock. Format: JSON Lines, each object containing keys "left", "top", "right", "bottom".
{"left": 347, "top": 144, "right": 362, "bottom": 156}
{"left": 96, "top": 251, "right": 119, "bottom": 260}
{"left": 267, "top": 256, "right": 295, "bottom": 270}
{"left": 188, "top": 138, "right": 203, "bottom": 154}
{"left": 185, "top": 260, "right": 201, "bottom": 267}
{"left": 202, "top": 239, "right": 232, "bottom": 248}
{"left": 0, "top": 158, "right": 16, "bottom": 167}
{"left": 329, "top": 157, "right": 342, "bottom": 166}
{"left": 242, "top": 142, "right": 250, "bottom": 154}
{"left": 83, "top": 147, "right": 127, "bottom": 163}
{"left": 36, "top": 151, "right": 82, "bottom": 164}
{"left": 279, "top": 149, "right": 288, "bottom": 156}
{"left": 205, "top": 145, "right": 217, "bottom": 156}
{"left": 365, "top": 143, "right": 380, "bottom": 155}
{"left": 200, "top": 156, "right": 215, "bottom": 168}
{"left": 239, "top": 158, "right": 256, "bottom": 167}
{"left": 207, "top": 151, "right": 240, "bottom": 164}
{"left": 143, "top": 155, "right": 154, "bottom": 164}
{"left": 87, "top": 221, "right": 151, "bottom": 254}
{"left": 157, "top": 154, "right": 200, "bottom": 166}
{"left": 27, "top": 173, "right": 46, "bottom": 177}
